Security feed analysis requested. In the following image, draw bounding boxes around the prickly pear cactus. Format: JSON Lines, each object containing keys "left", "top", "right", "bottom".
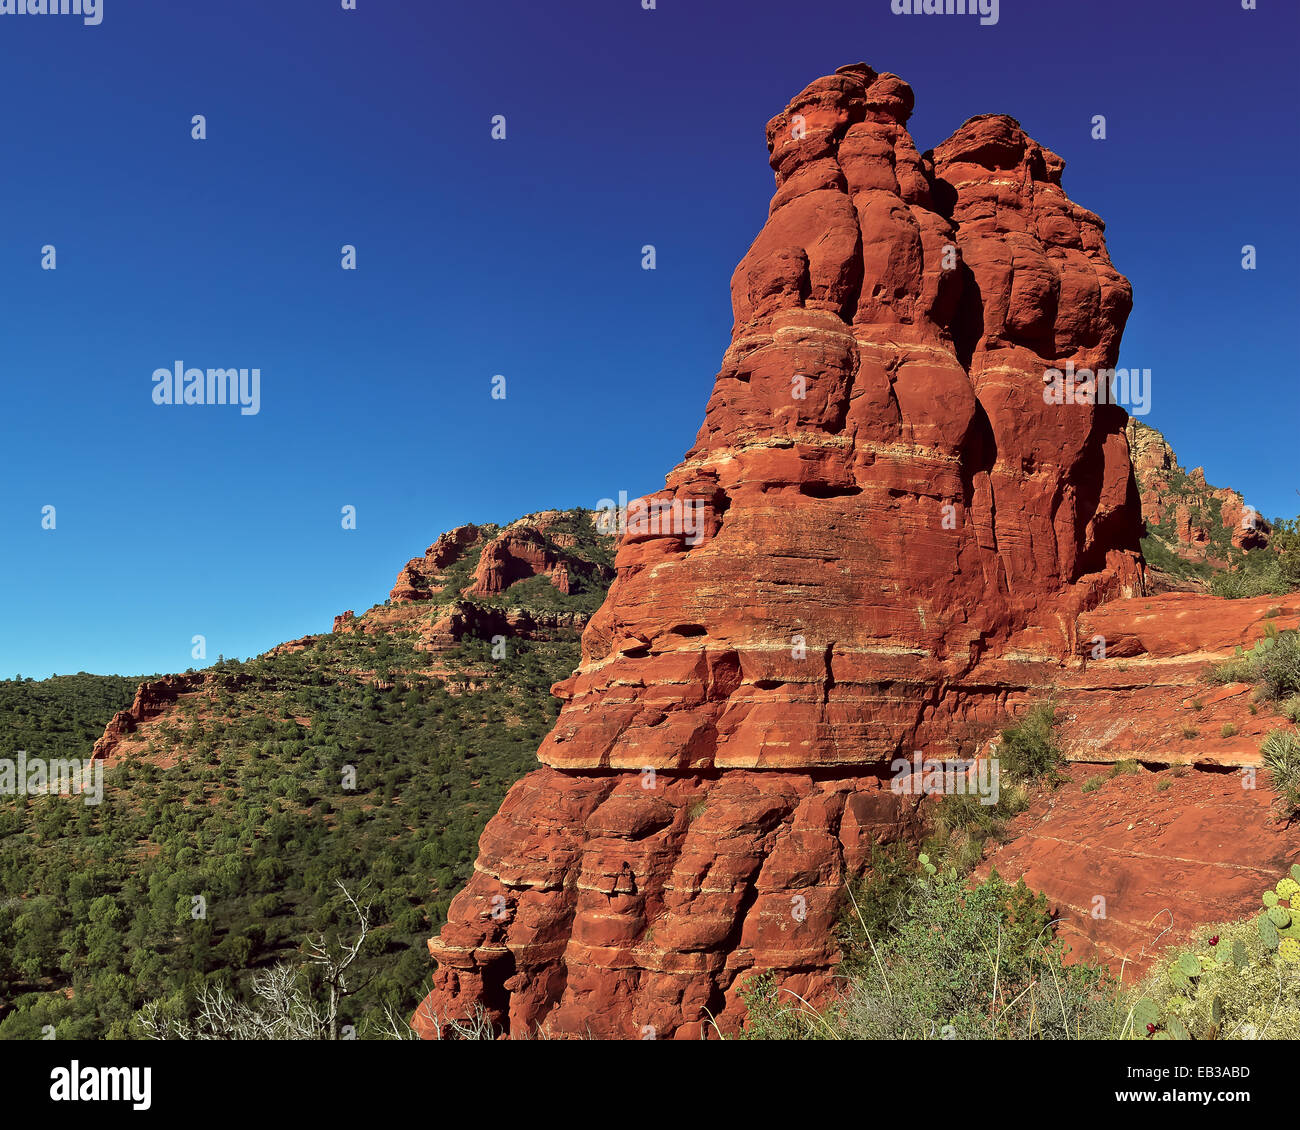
{"left": 1133, "top": 867, "right": 1300, "bottom": 1039}
{"left": 1260, "top": 915, "right": 1281, "bottom": 951}
{"left": 1132, "top": 998, "right": 1159, "bottom": 1031}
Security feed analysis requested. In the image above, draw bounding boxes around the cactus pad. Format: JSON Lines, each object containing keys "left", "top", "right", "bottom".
{"left": 1260, "top": 915, "right": 1281, "bottom": 950}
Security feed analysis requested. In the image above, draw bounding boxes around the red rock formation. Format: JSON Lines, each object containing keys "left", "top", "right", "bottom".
{"left": 980, "top": 590, "right": 1300, "bottom": 972}
{"left": 265, "top": 635, "right": 317, "bottom": 657}
{"left": 466, "top": 528, "right": 560, "bottom": 598}
{"left": 416, "top": 64, "right": 1148, "bottom": 1039}
{"left": 550, "top": 562, "right": 571, "bottom": 596}
{"left": 1127, "top": 419, "right": 1270, "bottom": 567}
{"left": 979, "top": 762, "right": 1297, "bottom": 977}
{"left": 91, "top": 673, "right": 209, "bottom": 764}
{"left": 391, "top": 525, "right": 482, "bottom": 603}
{"left": 389, "top": 515, "right": 611, "bottom": 605}
{"left": 422, "top": 603, "right": 593, "bottom": 650}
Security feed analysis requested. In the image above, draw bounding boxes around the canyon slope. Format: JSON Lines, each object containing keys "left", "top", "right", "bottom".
{"left": 416, "top": 63, "right": 1164, "bottom": 1039}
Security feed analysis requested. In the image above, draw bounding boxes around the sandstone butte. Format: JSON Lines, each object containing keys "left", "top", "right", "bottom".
{"left": 413, "top": 63, "right": 1299, "bottom": 1039}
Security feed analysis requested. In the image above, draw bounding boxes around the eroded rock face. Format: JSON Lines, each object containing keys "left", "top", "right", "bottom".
{"left": 1127, "top": 419, "right": 1270, "bottom": 569}
{"left": 91, "top": 673, "right": 215, "bottom": 765}
{"left": 416, "top": 63, "right": 1146, "bottom": 1039}
{"left": 466, "top": 529, "right": 562, "bottom": 598}
{"left": 388, "top": 514, "right": 612, "bottom": 606}
{"left": 982, "top": 591, "right": 1300, "bottom": 974}
{"left": 390, "top": 524, "right": 483, "bottom": 603}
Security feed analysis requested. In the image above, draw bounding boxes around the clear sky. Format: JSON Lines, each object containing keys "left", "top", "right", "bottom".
{"left": 1, "top": 0, "right": 1296, "bottom": 679}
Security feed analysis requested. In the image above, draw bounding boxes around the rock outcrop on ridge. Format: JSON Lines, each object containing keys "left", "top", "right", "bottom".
{"left": 1127, "top": 418, "right": 1270, "bottom": 572}
{"left": 389, "top": 512, "right": 612, "bottom": 605}
{"left": 89, "top": 509, "right": 614, "bottom": 767}
{"left": 415, "top": 63, "right": 1150, "bottom": 1039}
{"left": 90, "top": 673, "right": 210, "bottom": 765}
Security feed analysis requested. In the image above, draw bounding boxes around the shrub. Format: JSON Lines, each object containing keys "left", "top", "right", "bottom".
{"left": 1209, "top": 549, "right": 1290, "bottom": 599}
{"left": 1261, "top": 729, "right": 1300, "bottom": 819}
{"left": 996, "top": 703, "right": 1064, "bottom": 782}
{"left": 746, "top": 869, "right": 1121, "bottom": 1040}
{"left": 1283, "top": 553, "right": 1300, "bottom": 590}
{"left": 1259, "top": 631, "right": 1300, "bottom": 700}
{"left": 1221, "top": 723, "right": 1238, "bottom": 738}
{"left": 920, "top": 785, "right": 1029, "bottom": 877}
{"left": 835, "top": 842, "right": 915, "bottom": 944}
{"left": 1208, "top": 656, "right": 1257, "bottom": 685}
{"left": 1209, "top": 628, "right": 1299, "bottom": 699}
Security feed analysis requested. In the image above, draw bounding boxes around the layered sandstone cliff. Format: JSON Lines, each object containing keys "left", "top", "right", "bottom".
{"left": 415, "top": 64, "right": 1150, "bottom": 1039}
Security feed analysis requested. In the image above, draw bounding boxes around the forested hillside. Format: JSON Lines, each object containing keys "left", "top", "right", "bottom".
{"left": 0, "top": 510, "right": 610, "bottom": 1039}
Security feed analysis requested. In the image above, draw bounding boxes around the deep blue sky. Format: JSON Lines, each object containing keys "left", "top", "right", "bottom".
{"left": 2, "top": 0, "right": 1295, "bottom": 679}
